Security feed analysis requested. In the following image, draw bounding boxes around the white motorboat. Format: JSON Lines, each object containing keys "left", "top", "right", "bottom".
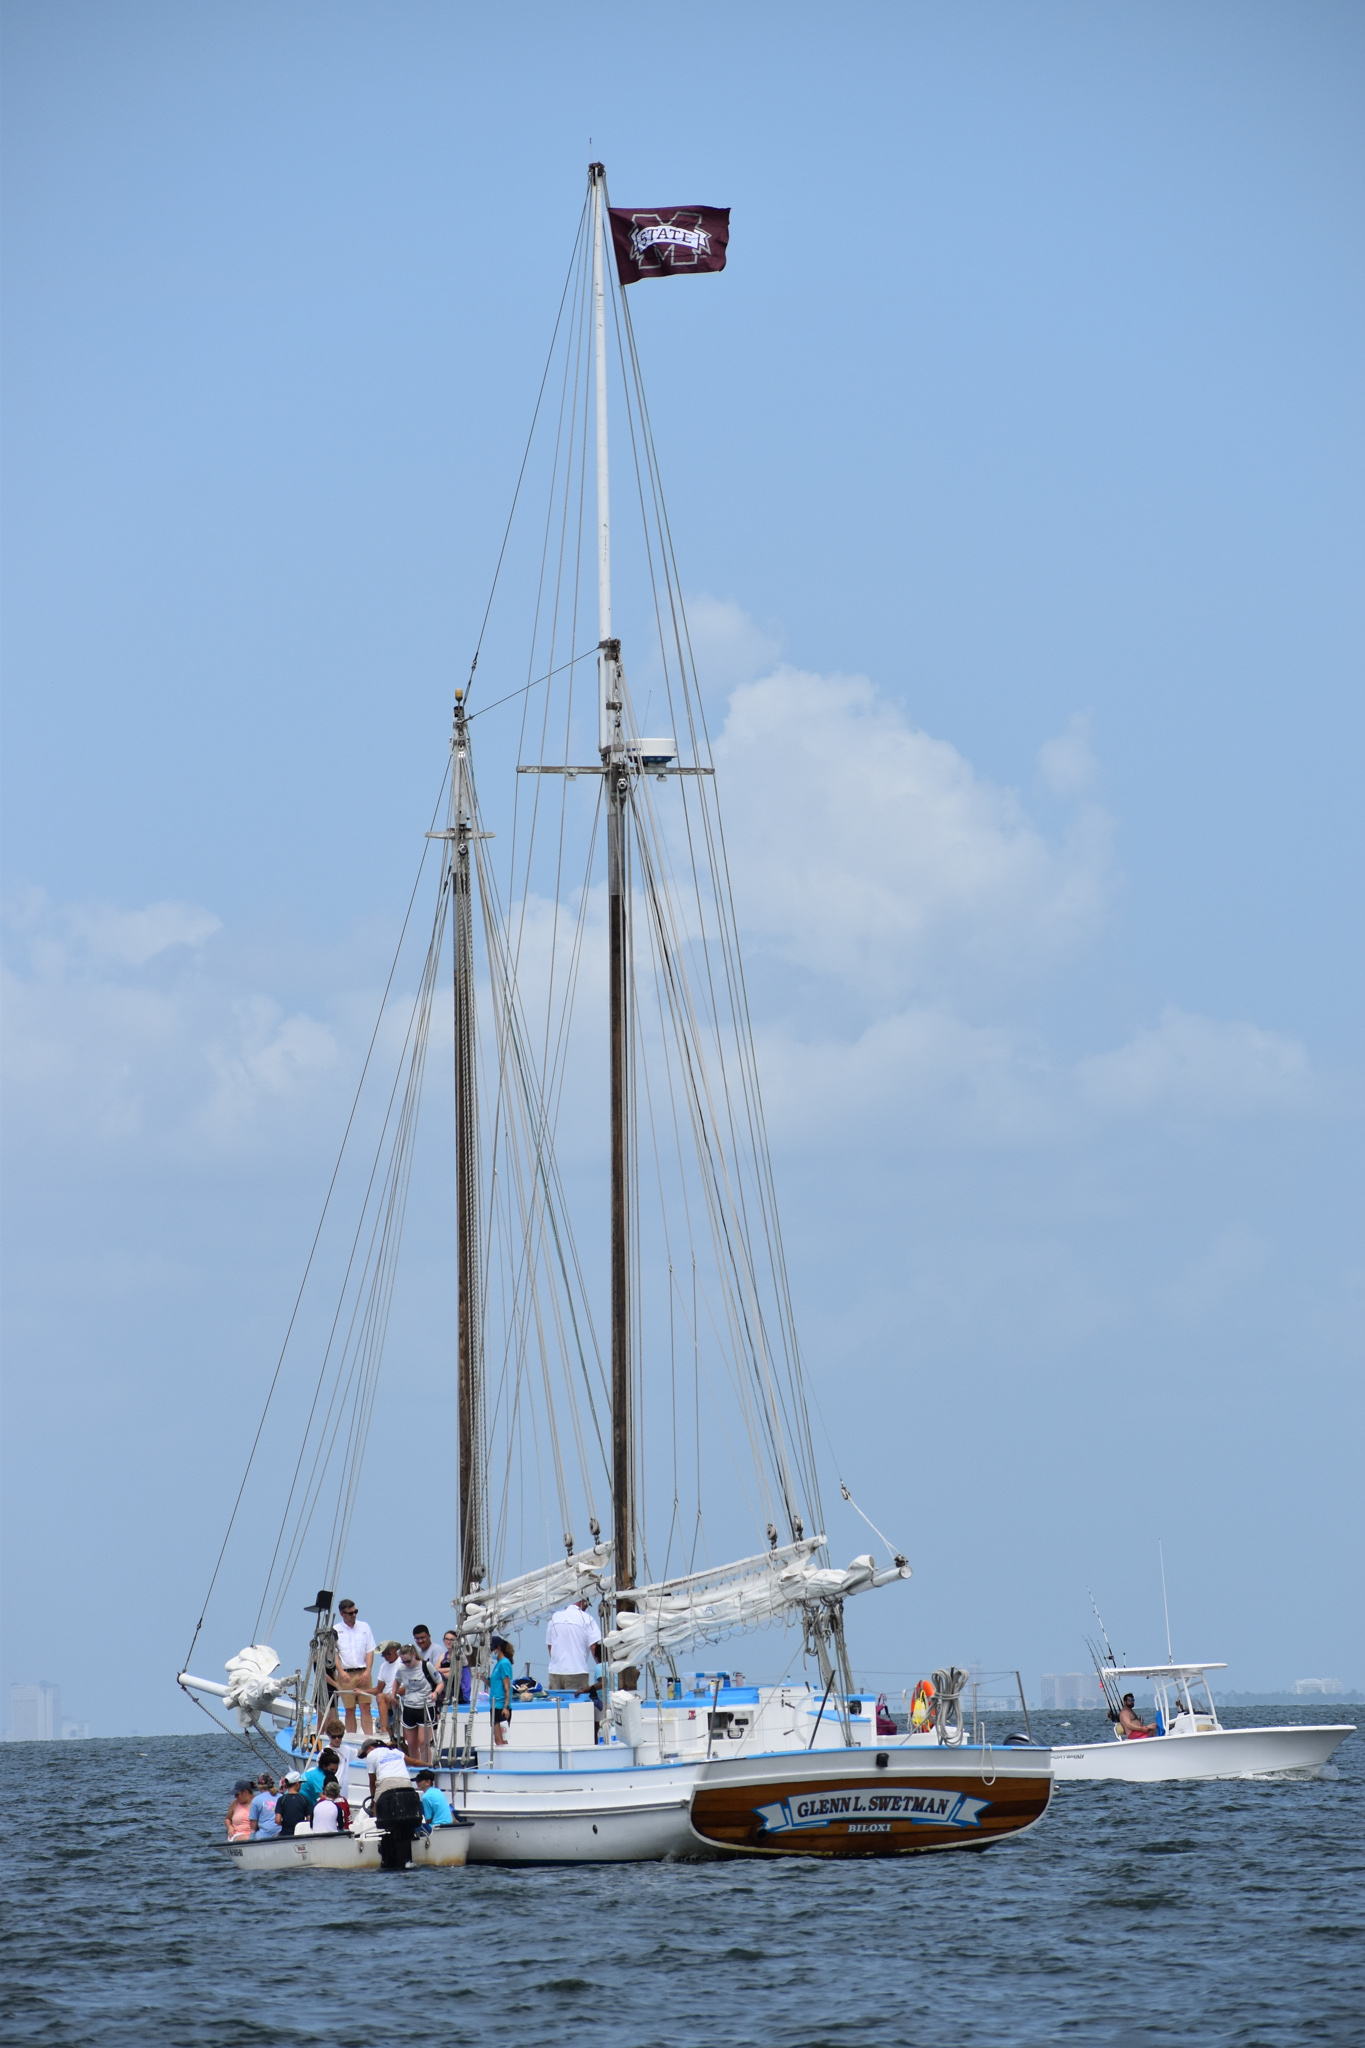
{"left": 1049, "top": 1664, "right": 1354, "bottom": 1782}
{"left": 178, "top": 162, "right": 1055, "bottom": 1865}
{"left": 222, "top": 1820, "right": 472, "bottom": 1871}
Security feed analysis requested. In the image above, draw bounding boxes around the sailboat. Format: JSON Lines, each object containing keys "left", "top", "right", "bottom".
{"left": 178, "top": 164, "right": 1053, "bottom": 1863}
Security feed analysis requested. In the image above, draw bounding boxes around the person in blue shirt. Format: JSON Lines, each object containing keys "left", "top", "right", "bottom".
{"left": 299, "top": 1747, "right": 339, "bottom": 1811}
{"left": 248, "top": 1778, "right": 281, "bottom": 1838}
{"left": 414, "top": 1771, "right": 453, "bottom": 1828}
{"left": 489, "top": 1637, "right": 514, "bottom": 1747}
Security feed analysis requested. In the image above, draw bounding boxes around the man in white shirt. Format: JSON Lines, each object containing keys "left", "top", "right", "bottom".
{"left": 546, "top": 1598, "right": 600, "bottom": 1692}
{"left": 333, "top": 1599, "right": 377, "bottom": 1734}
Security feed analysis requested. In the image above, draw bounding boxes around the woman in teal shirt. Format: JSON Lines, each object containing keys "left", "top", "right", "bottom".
{"left": 489, "top": 1637, "right": 514, "bottom": 1747}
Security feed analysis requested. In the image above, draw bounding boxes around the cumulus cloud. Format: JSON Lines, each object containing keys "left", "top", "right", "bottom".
{"left": 1037, "top": 714, "right": 1098, "bottom": 798}
{"left": 1, "top": 891, "right": 345, "bottom": 1156}
{"left": 711, "top": 666, "right": 1113, "bottom": 1003}
{"left": 1076, "top": 1007, "right": 1313, "bottom": 1119}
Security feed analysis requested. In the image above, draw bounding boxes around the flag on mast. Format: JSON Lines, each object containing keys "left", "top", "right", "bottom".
{"left": 609, "top": 205, "right": 730, "bottom": 285}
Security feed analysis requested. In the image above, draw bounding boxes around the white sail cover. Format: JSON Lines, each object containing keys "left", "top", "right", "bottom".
{"left": 458, "top": 1542, "right": 615, "bottom": 1639}
{"left": 222, "top": 1645, "right": 295, "bottom": 1722}
{"left": 600, "top": 1541, "right": 912, "bottom": 1671}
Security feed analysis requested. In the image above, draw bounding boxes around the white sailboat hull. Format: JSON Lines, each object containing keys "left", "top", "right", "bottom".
{"left": 1050, "top": 1722, "right": 1352, "bottom": 1782}
{"left": 446, "top": 1761, "right": 704, "bottom": 1863}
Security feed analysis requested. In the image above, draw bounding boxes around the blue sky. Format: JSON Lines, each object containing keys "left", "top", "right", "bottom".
{"left": 2, "top": 0, "right": 1361, "bottom": 1732}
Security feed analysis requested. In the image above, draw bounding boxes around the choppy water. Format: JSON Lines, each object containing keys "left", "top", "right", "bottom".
{"left": 2, "top": 1710, "right": 1361, "bottom": 2046}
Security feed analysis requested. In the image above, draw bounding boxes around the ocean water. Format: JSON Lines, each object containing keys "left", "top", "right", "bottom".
{"left": 2, "top": 1710, "right": 1361, "bottom": 2047}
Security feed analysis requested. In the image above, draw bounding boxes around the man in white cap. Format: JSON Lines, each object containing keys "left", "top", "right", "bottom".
{"left": 545, "top": 1597, "right": 600, "bottom": 1693}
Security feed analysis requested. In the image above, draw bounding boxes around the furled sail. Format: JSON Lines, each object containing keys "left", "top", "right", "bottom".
{"left": 457, "top": 1542, "right": 615, "bottom": 1639}
{"left": 600, "top": 1541, "right": 913, "bottom": 1671}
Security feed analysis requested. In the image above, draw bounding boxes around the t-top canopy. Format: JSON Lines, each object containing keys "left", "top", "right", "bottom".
{"left": 1107, "top": 1663, "right": 1227, "bottom": 1679}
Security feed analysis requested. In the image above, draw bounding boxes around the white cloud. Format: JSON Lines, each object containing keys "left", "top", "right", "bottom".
{"left": 1158, "top": 1225, "right": 1270, "bottom": 1326}
{"left": 1037, "top": 714, "right": 1098, "bottom": 798}
{"left": 711, "top": 666, "right": 1113, "bottom": 1003}
{"left": 752, "top": 1005, "right": 1315, "bottom": 1154}
{"left": 1, "top": 892, "right": 345, "bottom": 1156}
{"left": 685, "top": 593, "right": 783, "bottom": 694}
{"left": 1076, "top": 1007, "right": 1313, "bottom": 1119}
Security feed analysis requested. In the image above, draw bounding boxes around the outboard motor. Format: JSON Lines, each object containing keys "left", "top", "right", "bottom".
{"left": 375, "top": 1782, "right": 424, "bottom": 1870}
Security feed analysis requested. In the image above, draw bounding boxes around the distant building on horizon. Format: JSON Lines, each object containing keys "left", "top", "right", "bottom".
{"left": 10, "top": 1681, "right": 60, "bottom": 1741}
{"left": 1292, "top": 1677, "right": 1345, "bottom": 1697}
{"left": 1040, "top": 1672, "right": 1105, "bottom": 1710}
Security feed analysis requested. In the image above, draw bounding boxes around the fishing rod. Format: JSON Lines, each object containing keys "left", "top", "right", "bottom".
{"left": 1086, "top": 1591, "right": 1124, "bottom": 1721}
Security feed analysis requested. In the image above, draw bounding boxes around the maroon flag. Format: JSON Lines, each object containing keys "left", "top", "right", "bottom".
{"left": 609, "top": 205, "right": 730, "bottom": 285}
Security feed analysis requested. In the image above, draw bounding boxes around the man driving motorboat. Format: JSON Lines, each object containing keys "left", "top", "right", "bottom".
{"left": 1118, "top": 1692, "right": 1156, "bottom": 1738}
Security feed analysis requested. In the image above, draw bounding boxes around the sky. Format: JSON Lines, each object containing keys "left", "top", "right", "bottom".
{"left": 2, "top": 0, "right": 1361, "bottom": 1734}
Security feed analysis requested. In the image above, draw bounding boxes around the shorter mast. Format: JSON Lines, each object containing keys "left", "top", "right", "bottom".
{"left": 451, "top": 692, "right": 486, "bottom": 1600}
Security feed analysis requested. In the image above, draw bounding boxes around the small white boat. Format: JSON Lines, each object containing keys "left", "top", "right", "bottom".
{"left": 1049, "top": 1663, "right": 1354, "bottom": 1782}
{"left": 221, "top": 1820, "right": 473, "bottom": 1871}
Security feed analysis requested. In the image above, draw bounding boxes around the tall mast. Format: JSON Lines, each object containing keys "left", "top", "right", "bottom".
{"left": 451, "top": 693, "right": 486, "bottom": 1599}
{"left": 590, "top": 161, "right": 635, "bottom": 1609}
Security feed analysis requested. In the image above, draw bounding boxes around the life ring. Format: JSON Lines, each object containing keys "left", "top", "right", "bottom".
{"left": 910, "top": 1678, "right": 936, "bottom": 1731}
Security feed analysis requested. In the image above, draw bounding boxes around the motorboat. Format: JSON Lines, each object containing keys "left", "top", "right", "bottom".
{"left": 222, "top": 1819, "right": 472, "bottom": 1871}
{"left": 1049, "top": 1663, "right": 1353, "bottom": 1781}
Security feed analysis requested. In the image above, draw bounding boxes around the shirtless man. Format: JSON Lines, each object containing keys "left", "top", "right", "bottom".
{"left": 1118, "top": 1692, "right": 1155, "bottom": 1738}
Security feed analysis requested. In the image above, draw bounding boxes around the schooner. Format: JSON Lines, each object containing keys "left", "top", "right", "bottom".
{"left": 179, "top": 165, "right": 1053, "bottom": 1861}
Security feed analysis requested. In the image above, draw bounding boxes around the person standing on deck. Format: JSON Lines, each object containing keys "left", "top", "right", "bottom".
{"left": 333, "top": 1599, "right": 377, "bottom": 1735}
{"left": 546, "top": 1598, "right": 600, "bottom": 1693}
{"left": 393, "top": 1645, "right": 439, "bottom": 1764}
{"left": 489, "top": 1637, "right": 514, "bottom": 1746}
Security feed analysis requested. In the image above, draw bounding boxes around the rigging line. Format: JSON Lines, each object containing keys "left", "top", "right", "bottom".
{"left": 475, "top": 807, "right": 609, "bottom": 1413}
{"left": 266, "top": 879, "right": 450, "bottom": 1631}
{"left": 187, "top": 756, "right": 450, "bottom": 1671}
{"left": 466, "top": 644, "right": 600, "bottom": 723}
{"left": 463, "top": 190, "right": 589, "bottom": 704}
{"left": 620, "top": 282, "right": 823, "bottom": 1521}
{"left": 630, "top": 799, "right": 793, "bottom": 1515}
{"left": 257, "top": 855, "right": 452, "bottom": 1634}
{"left": 608, "top": 312, "right": 812, "bottom": 1516}
{"left": 507, "top": 214, "right": 592, "bottom": 955}
{"left": 255, "top": 856, "right": 448, "bottom": 1638}
{"left": 502, "top": 215, "right": 592, "bottom": 974}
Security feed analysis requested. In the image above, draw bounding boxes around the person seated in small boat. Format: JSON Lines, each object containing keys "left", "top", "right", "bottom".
{"left": 1118, "top": 1693, "right": 1156, "bottom": 1738}
{"left": 310, "top": 1778, "right": 349, "bottom": 1833}
{"left": 248, "top": 1776, "right": 281, "bottom": 1838}
{"left": 275, "top": 1771, "right": 312, "bottom": 1836}
{"left": 225, "top": 1779, "right": 255, "bottom": 1839}
{"left": 415, "top": 1770, "right": 453, "bottom": 1831}
{"left": 300, "top": 1747, "right": 341, "bottom": 1811}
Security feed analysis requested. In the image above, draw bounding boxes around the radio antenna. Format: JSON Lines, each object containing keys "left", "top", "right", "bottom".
{"left": 1159, "top": 1542, "right": 1173, "bottom": 1663}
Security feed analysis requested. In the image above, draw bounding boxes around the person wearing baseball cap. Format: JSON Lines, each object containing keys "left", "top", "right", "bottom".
{"left": 274, "top": 1771, "right": 311, "bottom": 1837}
